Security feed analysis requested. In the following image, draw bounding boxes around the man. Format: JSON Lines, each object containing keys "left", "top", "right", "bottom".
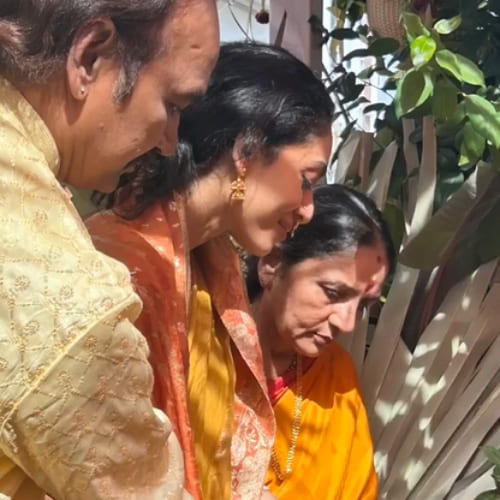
{"left": 0, "top": 1, "right": 218, "bottom": 498}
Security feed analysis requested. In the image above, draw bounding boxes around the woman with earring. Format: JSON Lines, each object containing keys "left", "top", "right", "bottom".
{"left": 87, "top": 42, "right": 334, "bottom": 500}
{"left": 247, "top": 184, "right": 396, "bottom": 500}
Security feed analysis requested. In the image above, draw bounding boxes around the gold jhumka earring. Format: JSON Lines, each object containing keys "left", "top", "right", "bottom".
{"left": 230, "top": 170, "right": 246, "bottom": 201}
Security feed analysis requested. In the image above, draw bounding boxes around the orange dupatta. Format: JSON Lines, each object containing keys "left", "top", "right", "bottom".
{"left": 87, "top": 198, "right": 200, "bottom": 498}
{"left": 266, "top": 342, "right": 378, "bottom": 500}
{"left": 87, "top": 198, "right": 275, "bottom": 500}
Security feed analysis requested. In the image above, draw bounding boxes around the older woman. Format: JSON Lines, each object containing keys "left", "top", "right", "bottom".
{"left": 87, "top": 42, "right": 334, "bottom": 500}
{"left": 0, "top": 2, "right": 218, "bottom": 499}
{"left": 247, "top": 184, "right": 395, "bottom": 499}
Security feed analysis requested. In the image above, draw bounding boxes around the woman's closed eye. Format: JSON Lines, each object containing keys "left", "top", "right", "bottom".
{"left": 320, "top": 285, "right": 340, "bottom": 301}
{"left": 301, "top": 175, "right": 313, "bottom": 191}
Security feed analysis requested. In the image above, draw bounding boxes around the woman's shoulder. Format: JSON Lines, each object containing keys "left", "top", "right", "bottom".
{"left": 87, "top": 201, "right": 180, "bottom": 262}
{"left": 86, "top": 201, "right": 162, "bottom": 240}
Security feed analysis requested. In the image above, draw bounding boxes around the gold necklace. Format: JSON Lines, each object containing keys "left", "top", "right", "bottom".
{"left": 270, "top": 355, "right": 303, "bottom": 482}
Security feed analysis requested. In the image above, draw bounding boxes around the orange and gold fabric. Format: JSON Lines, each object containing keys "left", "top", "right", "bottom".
{"left": 266, "top": 342, "right": 378, "bottom": 500}
{"left": 87, "top": 199, "right": 275, "bottom": 500}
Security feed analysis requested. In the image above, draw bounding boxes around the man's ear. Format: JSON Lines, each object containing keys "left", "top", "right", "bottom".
{"left": 258, "top": 246, "right": 283, "bottom": 289}
{"left": 66, "top": 17, "right": 118, "bottom": 100}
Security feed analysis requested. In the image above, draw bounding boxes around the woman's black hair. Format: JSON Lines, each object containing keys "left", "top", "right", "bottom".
{"left": 246, "top": 184, "right": 396, "bottom": 301}
{"left": 107, "top": 40, "right": 334, "bottom": 217}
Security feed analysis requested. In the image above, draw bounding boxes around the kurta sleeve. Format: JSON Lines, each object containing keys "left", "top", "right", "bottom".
{"left": 1, "top": 304, "right": 190, "bottom": 500}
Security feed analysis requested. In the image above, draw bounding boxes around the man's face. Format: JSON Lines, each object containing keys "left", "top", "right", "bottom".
{"left": 71, "top": 0, "right": 219, "bottom": 192}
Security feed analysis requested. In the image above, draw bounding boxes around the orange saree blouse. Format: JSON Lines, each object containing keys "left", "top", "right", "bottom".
{"left": 266, "top": 341, "right": 378, "bottom": 500}
{"left": 87, "top": 197, "right": 274, "bottom": 500}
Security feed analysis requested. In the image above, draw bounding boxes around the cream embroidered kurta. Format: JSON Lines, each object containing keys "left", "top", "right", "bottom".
{"left": 0, "top": 78, "right": 189, "bottom": 500}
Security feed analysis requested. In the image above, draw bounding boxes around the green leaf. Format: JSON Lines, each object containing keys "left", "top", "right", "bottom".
{"left": 434, "top": 15, "right": 462, "bottom": 35}
{"left": 436, "top": 170, "right": 464, "bottom": 207}
{"left": 411, "top": 36, "right": 437, "bottom": 68}
{"left": 429, "top": 30, "right": 445, "bottom": 51}
{"left": 364, "top": 103, "right": 387, "bottom": 114}
{"left": 437, "top": 146, "right": 459, "bottom": 171}
{"left": 493, "top": 464, "right": 500, "bottom": 486}
{"left": 484, "top": 447, "right": 500, "bottom": 467}
{"left": 459, "top": 121, "right": 485, "bottom": 167}
{"left": 435, "top": 49, "right": 485, "bottom": 87}
{"left": 343, "top": 48, "right": 371, "bottom": 61}
{"left": 474, "top": 490, "right": 500, "bottom": 500}
{"left": 436, "top": 100, "right": 466, "bottom": 134}
{"left": 439, "top": 162, "right": 463, "bottom": 182}
{"left": 368, "top": 38, "right": 400, "bottom": 57}
{"left": 465, "top": 95, "right": 500, "bottom": 148}
{"left": 340, "top": 120, "right": 356, "bottom": 140}
{"left": 396, "top": 69, "right": 434, "bottom": 117}
{"left": 329, "top": 27, "right": 359, "bottom": 40}
{"left": 357, "top": 66, "right": 376, "bottom": 80}
{"left": 403, "top": 12, "right": 430, "bottom": 42}
{"left": 432, "top": 79, "right": 458, "bottom": 121}
{"left": 382, "top": 199, "right": 405, "bottom": 255}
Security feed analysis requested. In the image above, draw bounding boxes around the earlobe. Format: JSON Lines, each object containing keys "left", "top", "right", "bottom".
{"left": 257, "top": 247, "right": 283, "bottom": 289}
{"left": 66, "top": 17, "right": 117, "bottom": 100}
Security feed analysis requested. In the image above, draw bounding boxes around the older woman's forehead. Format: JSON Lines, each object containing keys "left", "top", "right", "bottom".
{"left": 286, "top": 247, "right": 388, "bottom": 285}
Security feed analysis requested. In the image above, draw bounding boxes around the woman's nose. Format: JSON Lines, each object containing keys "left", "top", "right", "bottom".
{"left": 296, "top": 189, "right": 314, "bottom": 224}
{"left": 329, "top": 302, "right": 359, "bottom": 334}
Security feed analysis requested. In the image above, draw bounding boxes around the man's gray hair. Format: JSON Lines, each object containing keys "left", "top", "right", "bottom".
{"left": 0, "top": 0, "right": 177, "bottom": 98}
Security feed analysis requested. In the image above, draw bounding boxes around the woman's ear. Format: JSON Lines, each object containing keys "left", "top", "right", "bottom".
{"left": 66, "top": 17, "right": 118, "bottom": 100}
{"left": 258, "top": 246, "right": 283, "bottom": 289}
{"left": 231, "top": 135, "right": 251, "bottom": 178}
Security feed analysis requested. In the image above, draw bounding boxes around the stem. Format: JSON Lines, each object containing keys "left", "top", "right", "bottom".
{"left": 227, "top": 1, "right": 252, "bottom": 40}
{"left": 322, "top": 62, "right": 352, "bottom": 124}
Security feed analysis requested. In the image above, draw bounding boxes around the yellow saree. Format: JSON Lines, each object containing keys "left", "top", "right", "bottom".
{"left": 266, "top": 342, "right": 378, "bottom": 500}
{"left": 187, "top": 260, "right": 234, "bottom": 500}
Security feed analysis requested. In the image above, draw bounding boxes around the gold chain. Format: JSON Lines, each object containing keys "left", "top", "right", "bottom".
{"left": 270, "top": 355, "right": 303, "bottom": 483}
